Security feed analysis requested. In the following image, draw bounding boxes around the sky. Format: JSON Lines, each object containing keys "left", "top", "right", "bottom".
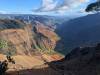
{"left": 0, "top": 0, "right": 97, "bottom": 16}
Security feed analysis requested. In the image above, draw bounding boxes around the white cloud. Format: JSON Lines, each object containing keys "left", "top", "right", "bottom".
{"left": 0, "top": 11, "right": 8, "bottom": 14}
{"left": 33, "top": 0, "right": 91, "bottom": 14}
{"left": 55, "top": 0, "right": 90, "bottom": 13}
{"left": 35, "top": 0, "right": 58, "bottom": 12}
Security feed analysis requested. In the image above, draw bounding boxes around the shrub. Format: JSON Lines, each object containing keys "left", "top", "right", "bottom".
{"left": 0, "top": 39, "right": 16, "bottom": 56}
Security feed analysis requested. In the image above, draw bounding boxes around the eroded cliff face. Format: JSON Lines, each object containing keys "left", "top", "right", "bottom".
{"left": 6, "top": 43, "right": 100, "bottom": 75}
{"left": 32, "top": 21, "right": 60, "bottom": 53}
{"left": 0, "top": 29, "right": 32, "bottom": 55}
{"left": 0, "top": 20, "right": 59, "bottom": 55}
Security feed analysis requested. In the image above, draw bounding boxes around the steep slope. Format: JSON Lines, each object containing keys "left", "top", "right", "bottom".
{"left": 0, "top": 19, "right": 25, "bottom": 29}
{"left": 32, "top": 21, "right": 60, "bottom": 53}
{"left": 0, "top": 14, "right": 68, "bottom": 30}
{"left": 0, "top": 19, "right": 60, "bottom": 55}
{"left": 0, "top": 29, "right": 32, "bottom": 55}
{"left": 0, "top": 19, "right": 62, "bottom": 75}
{"left": 6, "top": 43, "right": 99, "bottom": 75}
{"left": 56, "top": 13, "right": 100, "bottom": 54}
{"left": 51, "top": 43, "right": 100, "bottom": 75}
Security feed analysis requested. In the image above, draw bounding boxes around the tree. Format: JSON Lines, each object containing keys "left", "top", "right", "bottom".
{"left": 0, "top": 60, "right": 8, "bottom": 75}
{"left": 85, "top": 1, "right": 100, "bottom": 12}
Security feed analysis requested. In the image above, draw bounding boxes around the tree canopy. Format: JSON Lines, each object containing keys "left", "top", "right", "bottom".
{"left": 85, "top": 1, "right": 100, "bottom": 12}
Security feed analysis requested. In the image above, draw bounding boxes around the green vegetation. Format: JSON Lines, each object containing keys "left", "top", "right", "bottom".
{"left": 33, "top": 41, "right": 56, "bottom": 55}
{"left": 6, "top": 42, "right": 16, "bottom": 56}
{"left": 0, "top": 39, "right": 16, "bottom": 56}
{"left": 0, "top": 39, "right": 8, "bottom": 49}
{"left": 0, "top": 60, "right": 8, "bottom": 75}
{"left": 85, "top": 1, "right": 100, "bottom": 12}
{"left": 32, "top": 25, "right": 60, "bottom": 55}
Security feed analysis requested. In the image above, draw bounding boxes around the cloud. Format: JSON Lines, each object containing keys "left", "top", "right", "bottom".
{"left": 35, "top": 0, "right": 58, "bottom": 12}
{"left": 55, "top": 0, "right": 90, "bottom": 14}
{"left": 0, "top": 11, "right": 8, "bottom": 14}
{"left": 33, "top": 0, "right": 90, "bottom": 14}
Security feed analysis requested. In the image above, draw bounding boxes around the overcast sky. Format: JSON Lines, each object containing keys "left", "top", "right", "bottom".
{"left": 0, "top": 0, "right": 97, "bottom": 16}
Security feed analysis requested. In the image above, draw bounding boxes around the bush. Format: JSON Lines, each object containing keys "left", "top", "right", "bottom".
{"left": 0, "top": 39, "right": 8, "bottom": 49}
{"left": 0, "top": 39, "right": 16, "bottom": 56}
